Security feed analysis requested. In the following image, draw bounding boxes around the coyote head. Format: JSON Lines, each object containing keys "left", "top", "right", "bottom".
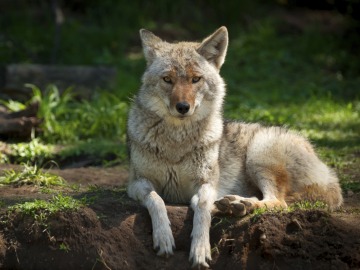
{"left": 138, "top": 27, "right": 228, "bottom": 122}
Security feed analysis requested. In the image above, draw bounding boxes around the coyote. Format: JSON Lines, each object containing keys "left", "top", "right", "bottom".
{"left": 127, "top": 26, "right": 343, "bottom": 268}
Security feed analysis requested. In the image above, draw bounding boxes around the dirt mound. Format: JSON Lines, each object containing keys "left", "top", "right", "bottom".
{"left": 1, "top": 189, "right": 359, "bottom": 270}
{"left": 212, "top": 211, "right": 360, "bottom": 269}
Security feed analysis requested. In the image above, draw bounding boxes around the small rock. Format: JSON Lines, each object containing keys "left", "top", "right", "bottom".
{"left": 347, "top": 190, "right": 354, "bottom": 197}
{"left": 260, "top": 233, "right": 266, "bottom": 240}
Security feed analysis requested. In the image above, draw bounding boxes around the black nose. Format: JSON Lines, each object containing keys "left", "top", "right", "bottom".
{"left": 176, "top": 102, "right": 190, "bottom": 115}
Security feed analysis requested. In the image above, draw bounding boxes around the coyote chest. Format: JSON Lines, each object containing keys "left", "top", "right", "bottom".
{"left": 128, "top": 112, "right": 221, "bottom": 203}
{"left": 132, "top": 141, "right": 216, "bottom": 203}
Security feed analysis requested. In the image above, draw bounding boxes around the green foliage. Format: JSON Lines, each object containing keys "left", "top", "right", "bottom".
{"left": 0, "top": 152, "right": 9, "bottom": 164}
{"left": 288, "top": 201, "right": 328, "bottom": 211}
{"left": 224, "top": 19, "right": 359, "bottom": 104}
{"left": 26, "top": 84, "right": 74, "bottom": 141}
{"left": 252, "top": 207, "right": 269, "bottom": 217}
{"left": 68, "top": 93, "right": 128, "bottom": 142}
{"left": 0, "top": 99, "right": 26, "bottom": 112}
{"left": 8, "top": 138, "right": 55, "bottom": 164}
{"left": 250, "top": 200, "right": 328, "bottom": 221}
{"left": 341, "top": 179, "right": 360, "bottom": 192}
{"left": 8, "top": 194, "right": 83, "bottom": 224}
{"left": 0, "top": 164, "right": 66, "bottom": 187}
{"left": 0, "top": 84, "right": 129, "bottom": 164}
{"left": 24, "top": 84, "right": 128, "bottom": 144}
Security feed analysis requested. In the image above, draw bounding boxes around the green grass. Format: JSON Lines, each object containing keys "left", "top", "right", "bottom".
{"left": 8, "top": 194, "right": 83, "bottom": 224}
{"left": 21, "top": 84, "right": 129, "bottom": 144}
{"left": 0, "top": 164, "right": 66, "bottom": 187}
{"left": 1, "top": 85, "right": 128, "bottom": 164}
{"left": 341, "top": 180, "right": 360, "bottom": 193}
{"left": 288, "top": 201, "right": 328, "bottom": 211}
{"left": 6, "top": 138, "right": 55, "bottom": 165}
{"left": 250, "top": 200, "right": 328, "bottom": 222}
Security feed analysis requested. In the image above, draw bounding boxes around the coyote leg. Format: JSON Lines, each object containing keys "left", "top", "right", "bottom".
{"left": 189, "top": 183, "right": 217, "bottom": 268}
{"left": 128, "top": 178, "right": 175, "bottom": 256}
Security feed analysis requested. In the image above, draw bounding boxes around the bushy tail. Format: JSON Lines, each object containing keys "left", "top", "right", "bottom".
{"left": 287, "top": 182, "right": 343, "bottom": 211}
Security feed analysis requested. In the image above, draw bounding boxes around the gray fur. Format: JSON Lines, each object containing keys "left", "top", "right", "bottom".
{"left": 126, "top": 26, "right": 343, "bottom": 268}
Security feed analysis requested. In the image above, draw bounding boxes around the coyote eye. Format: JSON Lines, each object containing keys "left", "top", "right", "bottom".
{"left": 163, "top": 76, "right": 172, "bottom": 84}
{"left": 192, "top": 76, "right": 201, "bottom": 83}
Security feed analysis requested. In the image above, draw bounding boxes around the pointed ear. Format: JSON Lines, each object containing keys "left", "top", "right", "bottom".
{"left": 139, "top": 29, "right": 163, "bottom": 64}
{"left": 197, "top": 26, "right": 228, "bottom": 70}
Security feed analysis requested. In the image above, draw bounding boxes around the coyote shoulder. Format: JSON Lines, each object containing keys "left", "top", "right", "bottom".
{"left": 127, "top": 26, "right": 343, "bottom": 268}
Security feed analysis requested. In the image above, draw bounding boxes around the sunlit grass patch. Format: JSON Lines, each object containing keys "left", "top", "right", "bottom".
{"left": 250, "top": 200, "right": 328, "bottom": 222}
{"left": 295, "top": 100, "right": 359, "bottom": 143}
{"left": 0, "top": 85, "right": 129, "bottom": 165}
{"left": 9, "top": 194, "right": 82, "bottom": 214}
{"left": 7, "top": 138, "right": 56, "bottom": 165}
{"left": 287, "top": 201, "right": 328, "bottom": 211}
{"left": 0, "top": 164, "right": 66, "bottom": 187}
{"left": 5, "top": 84, "right": 129, "bottom": 145}
{"left": 7, "top": 194, "right": 83, "bottom": 225}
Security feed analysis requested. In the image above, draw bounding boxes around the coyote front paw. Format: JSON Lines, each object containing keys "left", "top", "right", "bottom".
{"left": 153, "top": 222, "right": 175, "bottom": 257}
{"left": 214, "top": 195, "right": 256, "bottom": 217}
{"left": 189, "top": 236, "right": 211, "bottom": 269}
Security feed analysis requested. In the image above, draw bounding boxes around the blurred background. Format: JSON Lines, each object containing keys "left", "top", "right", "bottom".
{"left": 1, "top": 0, "right": 359, "bottom": 99}
{"left": 0, "top": 0, "right": 359, "bottom": 189}
{"left": 0, "top": 0, "right": 360, "bottom": 101}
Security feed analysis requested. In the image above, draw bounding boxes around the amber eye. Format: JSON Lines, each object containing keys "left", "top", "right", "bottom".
{"left": 163, "top": 76, "right": 172, "bottom": 84}
{"left": 192, "top": 76, "right": 201, "bottom": 83}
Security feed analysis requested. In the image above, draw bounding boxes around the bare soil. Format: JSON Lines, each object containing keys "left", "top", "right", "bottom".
{"left": 0, "top": 164, "right": 359, "bottom": 270}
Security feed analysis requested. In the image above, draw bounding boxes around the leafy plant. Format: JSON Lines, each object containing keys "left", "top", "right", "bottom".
{"left": 8, "top": 138, "right": 55, "bottom": 164}
{"left": 23, "top": 85, "right": 128, "bottom": 146}
{"left": 26, "top": 84, "right": 74, "bottom": 142}
{"left": 0, "top": 99, "right": 26, "bottom": 112}
{"left": 0, "top": 152, "right": 9, "bottom": 164}
{"left": 71, "top": 92, "right": 128, "bottom": 141}
{"left": 0, "top": 163, "right": 66, "bottom": 187}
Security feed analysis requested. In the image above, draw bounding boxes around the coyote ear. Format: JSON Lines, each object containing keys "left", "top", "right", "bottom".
{"left": 139, "top": 29, "right": 163, "bottom": 64}
{"left": 197, "top": 26, "right": 228, "bottom": 70}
